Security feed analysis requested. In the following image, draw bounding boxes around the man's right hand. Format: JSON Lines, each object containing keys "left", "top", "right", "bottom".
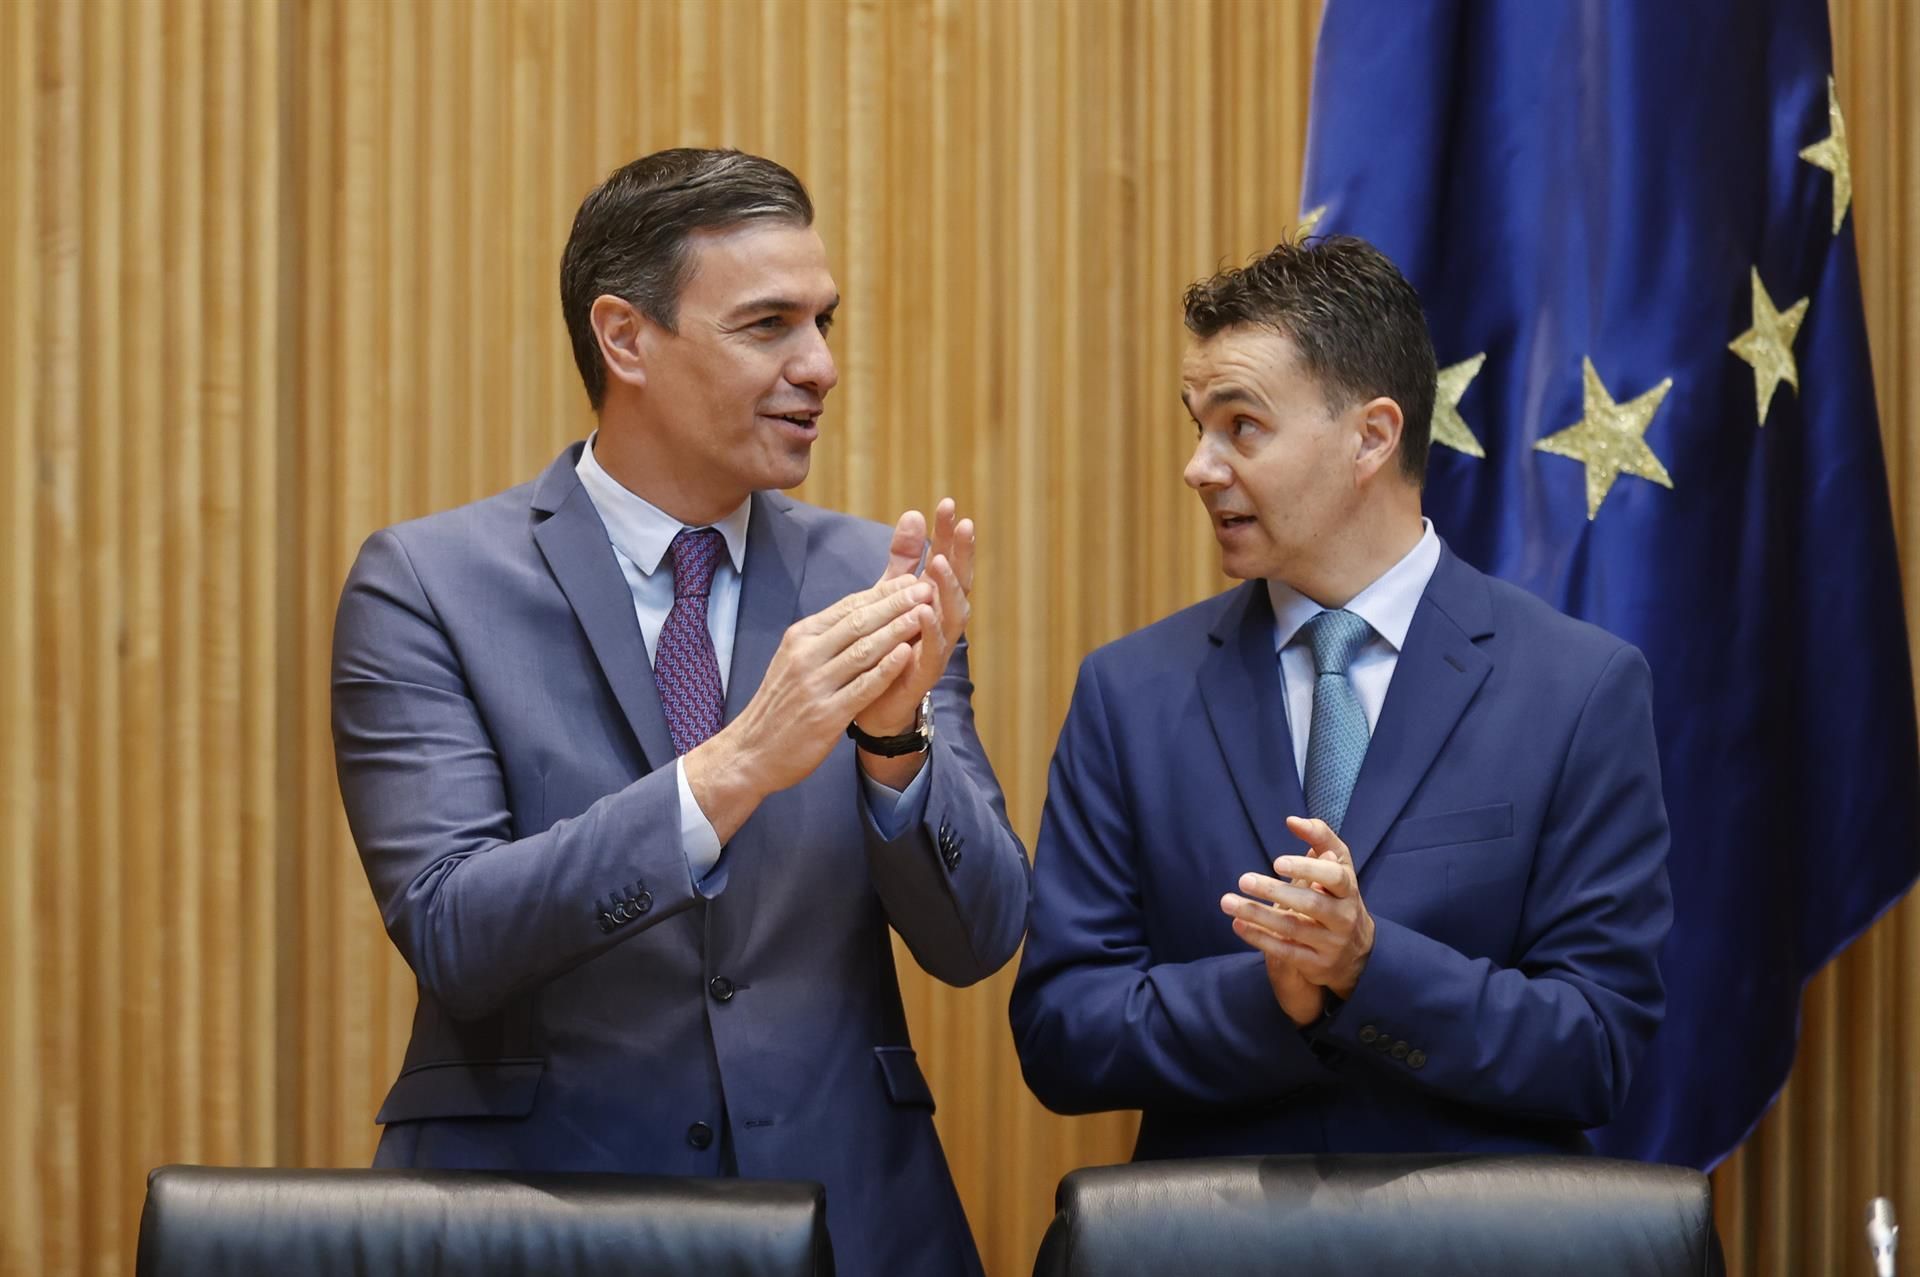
{"left": 682, "top": 573, "right": 936, "bottom": 843}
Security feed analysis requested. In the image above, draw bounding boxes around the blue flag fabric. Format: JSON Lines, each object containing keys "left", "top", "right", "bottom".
{"left": 1300, "top": 0, "right": 1919, "bottom": 1168}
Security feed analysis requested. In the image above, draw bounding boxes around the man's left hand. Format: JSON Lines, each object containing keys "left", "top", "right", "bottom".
{"left": 854, "top": 497, "right": 975, "bottom": 783}
{"left": 1220, "top": 815, "right": 1375, "bottom": 999}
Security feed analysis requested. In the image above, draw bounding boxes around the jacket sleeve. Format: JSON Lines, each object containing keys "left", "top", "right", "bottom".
{"left": 1319, "top": 644, "right": 1673, "bottom": 1127}
{"left": 331, "top": 528, "right": 705, "bottom": 1021}
{"left": 1009, "top": 656, "right": 1335, "bottom": 1114}
{"left": 862, "top": 636, "right": 1032, "bottom": 987}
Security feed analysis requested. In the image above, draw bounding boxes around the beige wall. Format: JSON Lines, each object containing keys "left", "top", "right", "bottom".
{"left": 1, "top": 2, "right": 1912, "bottom": 1274}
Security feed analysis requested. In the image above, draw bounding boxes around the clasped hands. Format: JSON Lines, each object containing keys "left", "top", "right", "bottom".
{"left": 683, "top": 499, "right": 973, "bottom": 841}
{"left": 1219, "top": 815, "right": 1377, "bottom": 1026}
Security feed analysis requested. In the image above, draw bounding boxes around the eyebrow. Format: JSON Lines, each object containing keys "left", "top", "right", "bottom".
{"left": 725, "top": 294, "right": 841, "bottom": 322}
{"left": 1182, "top": 385, "right": 1264, "bottom": 416}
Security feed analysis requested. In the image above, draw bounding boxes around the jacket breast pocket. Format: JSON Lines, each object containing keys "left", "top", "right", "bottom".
{"left": 375, "top": 1058, "right": 546, "bottom": 1125}
{"left": 1378, "top": 802, "right": 1514, "bottom": 856}
{"left": 874, "top": 1046, "right": 936, "bottom": 1112}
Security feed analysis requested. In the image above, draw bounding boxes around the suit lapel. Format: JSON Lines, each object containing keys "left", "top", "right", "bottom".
{"left": 1339, "top": 546, "right": 1495, "bottom": 877}
{"left": 529, "top": 445, "right": 678, "bottom": 770}
{"left": 1199, "top": 581, "right": 1311, "bottom": 873}
{"left": 724, "top": 491, "right": 807, "bottom": 722}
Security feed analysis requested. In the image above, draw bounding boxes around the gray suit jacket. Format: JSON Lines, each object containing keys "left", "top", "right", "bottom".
{"left": 331, "top": 443, "right": 1029, "bottom": 1277}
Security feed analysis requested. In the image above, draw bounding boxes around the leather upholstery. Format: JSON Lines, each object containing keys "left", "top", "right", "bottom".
{"left": 1033, "top": 1155, "right": 1723, "bottom": 1276}
{"left": 135, "top": 1165, "right": 835, "bottom": 1277}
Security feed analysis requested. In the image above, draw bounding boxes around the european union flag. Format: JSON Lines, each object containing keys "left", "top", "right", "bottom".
{"left": 1300, "top": 0, "right": 1919, "bottom": 1167}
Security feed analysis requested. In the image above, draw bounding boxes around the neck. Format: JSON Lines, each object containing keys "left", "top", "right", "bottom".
{"left": 1288, "top": 503, "right": 1424, "bottom": 608}
{"left": 592, "top": 417, "right": 741, "bottom": 527}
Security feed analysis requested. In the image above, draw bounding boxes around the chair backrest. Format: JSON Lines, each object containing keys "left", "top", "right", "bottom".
{"left": 136, "top": 1165, "right": 835, "bottom": 1277}
{"left": 1033, "top": 1154, "right": 1723, "bottom": 1277}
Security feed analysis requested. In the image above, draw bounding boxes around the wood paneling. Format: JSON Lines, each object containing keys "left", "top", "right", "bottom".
{"left": 0, "top": 2, "right": 1910, "bottom": 1273}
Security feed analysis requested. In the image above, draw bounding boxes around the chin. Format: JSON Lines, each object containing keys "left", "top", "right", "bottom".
{"left": 763, "top": 453, "right": 812, "bottom": 492}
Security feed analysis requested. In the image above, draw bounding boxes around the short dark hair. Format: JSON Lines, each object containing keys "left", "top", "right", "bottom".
{"left": 559, "top": 148, "right": 815, "bottom": 410}
{"left": 1182, "top": 235, "right": 1437, "bottom": 485}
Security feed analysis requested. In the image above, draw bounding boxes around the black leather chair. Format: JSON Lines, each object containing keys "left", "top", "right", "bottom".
{"left": 135, "top": 1165, "right": 835, "bottom": 1276}
{"left": 1033, "top": 1155, "right": 1724, "bottom": 1276}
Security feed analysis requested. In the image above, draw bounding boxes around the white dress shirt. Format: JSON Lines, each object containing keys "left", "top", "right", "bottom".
{"left": 575, "top": 435, "right": 924, "bottom": 883}
{"left": 1267, "top": 519, "right": 1442, "bottom": 783}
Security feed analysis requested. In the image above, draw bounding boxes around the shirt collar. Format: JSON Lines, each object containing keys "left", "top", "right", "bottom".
{"left": 1268, "top": 518, "right": 1441, "bottom": 654}
{"left": 574, "top": 431, "right": 750, "bottom": 576}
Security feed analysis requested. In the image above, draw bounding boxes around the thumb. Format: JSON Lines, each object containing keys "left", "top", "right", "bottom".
{"left": 878, "top": 509, "right": 927, "bottom": 584}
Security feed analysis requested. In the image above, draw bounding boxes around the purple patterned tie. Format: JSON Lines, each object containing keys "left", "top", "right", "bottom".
{"left": 654, "top": 527, "right": 725, "bottom": 756}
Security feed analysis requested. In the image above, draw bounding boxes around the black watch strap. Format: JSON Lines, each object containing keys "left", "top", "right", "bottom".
{"left": 847, "top": 695, "right": 933, "bottom": 757}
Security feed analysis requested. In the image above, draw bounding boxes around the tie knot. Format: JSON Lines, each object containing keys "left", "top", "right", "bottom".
{"left": 667, "top": 528, "right": 725, "bottom": 599}
{"left": 1303, "top": 608, "right": 1373, "bottom": 676}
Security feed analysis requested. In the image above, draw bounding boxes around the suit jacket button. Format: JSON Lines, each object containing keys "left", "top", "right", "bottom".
{"left": 687, "top": 1122, "right": 714, "bottom": 1150}
{"left": 1390, "top": 1040, "right": 1409, "bottom": 1060}
{"left": 708, "top": 976, "right": 735, "bottom": 1003}
{"left": 598, "top": 913, "right": 616, "bottom": 934}
{"left": 1358, "top": 1025, "right": 1380, "bottom": 1045}
{"left": 945, "top": 850, "right": 962, "bottom": 870}
{"left": 612, "top": 903, "right": 630, "bottom": 923}
{"left": 632, "top": 890, "right": 652, "bottom": 914}
{"left": 1407, "top": 1049, "right": 1427, "bottom": 1070}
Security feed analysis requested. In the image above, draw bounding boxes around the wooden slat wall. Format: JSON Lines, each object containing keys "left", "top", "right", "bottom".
{"left": 0, "top": 2, "right": 1910, "bottom": 1274}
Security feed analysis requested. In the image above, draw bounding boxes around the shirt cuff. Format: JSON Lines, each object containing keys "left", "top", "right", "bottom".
{"left": 860, "top": 756, "right": 932, "bottom": 840}
{"left": 676, "top": 758, "right": 724, "bottom": 882}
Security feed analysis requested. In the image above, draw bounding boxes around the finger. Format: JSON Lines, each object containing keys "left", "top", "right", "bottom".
{"left": 928, "top": 554, "right": 970, "bottom": 644}
{"left": 804, "top": 572, "right": 924, "bottom": 636}
{"left": 1221, "top": 891, "right": 1328, "bottom": 933}
{"left": 951, "top": 517, "right": 975, "bottom": 595}
{"left": 1237, "top": 874, "right": 1337, "bottom": 922}
{"left": 913, "top": 592, "right": 945, "bottom": 680}
{"left": 928, "top": 498, "right": 957, "bottom": 569}
{"left": 818, "top": 578, "right": 934, "bottom": 646}
{"left": 834, "top": 639, "right": 918, "bottom": 717}
{"left": 1284, "top": 815, "right": 1353, "bottom": 863}
{"left": 1267, "top": 855, "right": 1347, "bottom": 895}
{"left": 824, "top": 604, "right": 935, "bottom": 688}
{"left": 1229, "top": 914, "right": 1317, "bottom": 961}
{"left": 877, "top": 509, "right": 927, "bottom": 585}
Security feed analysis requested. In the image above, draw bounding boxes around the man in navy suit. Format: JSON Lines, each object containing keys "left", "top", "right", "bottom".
{"left": 332, "top": 148, "right": 1028, "bottom": 1277}
{"left": 1010, "top": 236, "right": 1672, "bottom": 1157}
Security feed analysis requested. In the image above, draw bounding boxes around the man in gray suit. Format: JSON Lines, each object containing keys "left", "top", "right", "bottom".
{"left": 331, "top": 147, "right": 1029, "bottom": 1277}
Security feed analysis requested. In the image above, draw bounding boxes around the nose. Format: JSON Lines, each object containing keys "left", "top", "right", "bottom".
{"left": 1184, "top": 435, "right": 1231, "bottom": 491}
{"left": 787, "top": 326, "right": 839, "bottom": 396}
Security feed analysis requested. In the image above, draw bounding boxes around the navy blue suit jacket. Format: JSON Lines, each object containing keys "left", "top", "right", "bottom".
{"left": 331, "top": 444, "right": 1029, "bottom": 1277}
{"left": 1010, "top": 545, "right": 1671, "bottom": 1158}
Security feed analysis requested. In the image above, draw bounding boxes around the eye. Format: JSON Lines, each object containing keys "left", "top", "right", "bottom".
{"left": 815, "top": 314, "right": 835, "bottom": 335}
{"left": 753, "top": 315, "right": 786, "bottom": 331}
{"left": 1232, "top": 416, "right": 1259, "bottom": 438}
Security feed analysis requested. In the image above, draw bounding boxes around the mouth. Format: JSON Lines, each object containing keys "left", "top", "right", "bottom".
{"left": 760, "top": 409, "right": 821, "bottom": 442}
{"left": 1212, "top": 512, "right": 1258, "bottom": 534}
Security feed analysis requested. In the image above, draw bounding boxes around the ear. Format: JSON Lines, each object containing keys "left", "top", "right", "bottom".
{"left": 590, "top": 294, "right": 653, "bottom": 395}
{"left": 1352, "top": 396, "right": 1405, "bottom": 484}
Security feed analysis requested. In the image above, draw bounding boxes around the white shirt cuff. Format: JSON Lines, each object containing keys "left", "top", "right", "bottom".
{"left": 676, "top": 757, "right": 724, "bottom": 882}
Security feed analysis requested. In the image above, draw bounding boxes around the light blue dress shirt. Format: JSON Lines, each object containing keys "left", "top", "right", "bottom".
{"left": 1266, "top": 519, "right": 1442, "bottom": 784}
{"left": 575, "top": 434, "right": 927, "bottom": 882}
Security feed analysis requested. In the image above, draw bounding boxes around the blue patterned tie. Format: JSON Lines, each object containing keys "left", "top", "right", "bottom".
{"left": 1301, "top": 608, "right": 1374, "bottom": 834}
{"left": 654, "top": 528, "right": 725, "bottom": 756}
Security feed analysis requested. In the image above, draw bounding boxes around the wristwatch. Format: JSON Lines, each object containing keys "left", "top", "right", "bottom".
{"left": 847, "top": 694, "right": 935, "bottom": 757}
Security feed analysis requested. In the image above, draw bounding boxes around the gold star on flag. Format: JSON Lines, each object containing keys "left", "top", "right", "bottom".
{"left": 1432, "top": 353, "right": 1487, "bottom": 458}
{"left": 1298, "top": 205, "right": 1327, "bottom": 237}
{"left": 1535, "top": 358, "right": 1674, "bottom": 521}
{"left": 1727, "top": 268, "right": 1809, "bottom": 425}
{"left": 1798, "top": 76, "right": 1852, "bottom": 235}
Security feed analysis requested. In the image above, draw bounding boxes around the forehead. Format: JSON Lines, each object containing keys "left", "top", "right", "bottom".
{"left": 1180, "top": 326, "right": 1310, "bottom": 406}
{"left": 679, "top": 220, "right": 838, "bottom": 310}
